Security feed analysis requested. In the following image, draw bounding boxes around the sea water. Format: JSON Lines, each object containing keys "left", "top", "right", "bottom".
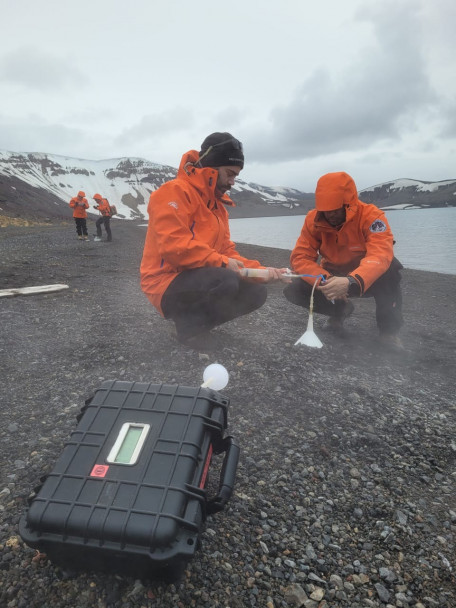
{"left": 229, "top": 207, "right": 456, "bottom": 275}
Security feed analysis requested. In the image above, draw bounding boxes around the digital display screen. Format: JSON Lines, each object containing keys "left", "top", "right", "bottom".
{"left": 107, "top": 423, "right": 150, "bottom": 465}
{"left": 114, "top": 426, "right": 144, "bottom": 464}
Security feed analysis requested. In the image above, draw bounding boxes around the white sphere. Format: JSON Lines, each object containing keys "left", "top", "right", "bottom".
{"left": 202, "top": 363, "right": 229, "bottom": 390}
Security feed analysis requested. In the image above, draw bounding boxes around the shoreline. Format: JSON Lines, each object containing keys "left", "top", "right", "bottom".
{"left": 2, "top": 217, "right": 455, "bottom": 279}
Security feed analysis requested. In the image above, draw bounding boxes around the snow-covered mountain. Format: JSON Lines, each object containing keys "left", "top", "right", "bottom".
{"left": 0, "top": 151, "right": 313, "bottom": 220}
{"left": 0, "top": 151, "right": 178, "bottom": 220}
{"left": 359, "top": 178, "right": 456, "bottom": 209}
{"left": 1, "top": 151, "right": 454, "bottom": 221}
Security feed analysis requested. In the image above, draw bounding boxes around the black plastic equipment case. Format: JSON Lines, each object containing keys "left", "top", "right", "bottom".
{"left": 19, "top": 380, "right": 239, "bottom": 580}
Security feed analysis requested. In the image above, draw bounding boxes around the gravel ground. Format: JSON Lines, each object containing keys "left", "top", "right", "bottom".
{"left": 1, "top": 221, "right": 455, "bottom": 608}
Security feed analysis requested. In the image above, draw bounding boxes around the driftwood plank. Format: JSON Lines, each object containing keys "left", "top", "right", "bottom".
{"left": 0, "top": 284, "right": 69, "bottom": 298}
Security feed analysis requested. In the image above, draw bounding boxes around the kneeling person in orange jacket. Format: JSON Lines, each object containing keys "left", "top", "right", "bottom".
{"left": 140, "top": 132, "right": 289, "bottom": 347}
{"left": 283, "top": 172, "right": 404, "bottom": 349}
{"left": 93, "top": 194, "right": 113, "bottom": 242}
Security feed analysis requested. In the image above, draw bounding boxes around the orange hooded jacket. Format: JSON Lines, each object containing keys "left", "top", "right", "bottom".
{"left": 69, "top": 192, "right": 89, "bottom": 218}
{"left": 140, "top": 150, "right": 263, "bottom": 315}
{"left": 95, "top": 199, "right": 112, "bottom": 217}
{"left": 290, "top": 172, "right": 394, "bottom": 295}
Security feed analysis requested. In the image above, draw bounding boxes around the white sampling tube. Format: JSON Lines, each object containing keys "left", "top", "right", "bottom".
{"left": 239, "top": 268, "right": 270, "bottom": 279}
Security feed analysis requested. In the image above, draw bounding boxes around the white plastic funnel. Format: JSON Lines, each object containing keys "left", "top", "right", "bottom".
{"left": 294, "top": 276, "right": 323, "bottom": 348}
{"left": 294, "top": 314, "right": 323, "bottom": 348}
{"left": 201, "top": 363, "right": 229, "bottom": 390}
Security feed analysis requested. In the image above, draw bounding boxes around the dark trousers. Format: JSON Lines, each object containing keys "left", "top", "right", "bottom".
{"left": 96, "top": 217, "right": 112, "bottom": 240}
{"left": 283, "top": 258, "right": 404, "bottom": 335}
{"left": 74, "top": 217, "right": 88, "bottom": 236}
{"left": 161, "top": 267, "right": 268, "bottom": 340}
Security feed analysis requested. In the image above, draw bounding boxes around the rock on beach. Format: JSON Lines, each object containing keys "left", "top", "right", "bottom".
{"left": 1, "top": 221, "right": 455, "bottom": 608}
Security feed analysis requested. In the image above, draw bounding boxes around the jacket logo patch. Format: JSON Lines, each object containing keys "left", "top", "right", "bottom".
{"left": 370, "top": 219, "right": 386, "bottom": 233}
{"left": 168, "top": 201, "right": 178, "bottom": 209}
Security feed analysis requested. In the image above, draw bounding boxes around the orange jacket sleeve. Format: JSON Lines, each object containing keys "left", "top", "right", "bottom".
{"left": 349, "top": 213, "right": 394, "bottom": 293}
{"left": 150, "top": 182, "right": 233, "bottom": 269}
{"left": 290, "top": 216, "right": 331, "bottom": 282}
{"left": 69, "top": 197, "right": 89, "bottom": 217}
{"left": 95, "top": 200, "right": 111, "bottom": 216}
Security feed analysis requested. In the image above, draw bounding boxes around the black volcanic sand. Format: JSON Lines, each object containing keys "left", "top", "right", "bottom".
{"left": 1, "top": 220, "right": 455, "bottom": 608}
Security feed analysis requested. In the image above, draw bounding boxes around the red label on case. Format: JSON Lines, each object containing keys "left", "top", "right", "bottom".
{"left": 90, "top": 464, "right": 109, "bottom": 478}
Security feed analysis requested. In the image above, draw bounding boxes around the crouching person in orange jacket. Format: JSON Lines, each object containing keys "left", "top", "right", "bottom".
{"left": 69, "top": 191, "right": 89, "bottom": 240}
{"left": 283, "top": 172, "right": 404, "bottom": 350}
{"left": 140, "top": 132, "right": 289, "bottom": 349}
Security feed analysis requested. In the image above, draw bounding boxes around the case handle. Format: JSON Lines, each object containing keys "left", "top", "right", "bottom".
{"left": 207, "top": 436, "right": 240, "bottom": 514}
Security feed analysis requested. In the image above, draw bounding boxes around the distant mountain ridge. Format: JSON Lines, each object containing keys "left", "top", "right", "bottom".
{"left": 0, "top": 150, "right": 454, "bottom": 221}
{"left": 359, "top": 178, "right": 456, "bottom": 210}
{"left": 0, "top": 151, "right": 313, "bottom": 221}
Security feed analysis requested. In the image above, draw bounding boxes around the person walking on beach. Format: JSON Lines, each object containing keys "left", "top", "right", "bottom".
{"left": 283, "top": 171, "right": 404, "bottom": 350}
{"left": 140, "top": 132, "right": 288, "bottom": 348}
{"left": 69, "top": 191, "right": 90, "bottom": 240}
{"left": 93, "top": 194, "right": 113, "bottom": 242}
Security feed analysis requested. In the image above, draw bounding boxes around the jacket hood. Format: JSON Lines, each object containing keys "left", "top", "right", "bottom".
{"left": 315, "top": 172, "right": 358, "bottom": 211}
{"left": 77, "top": 190, "right": 86, "bottom": 198}
{"left": 177, "top": 150, "right": 235, "bottom": 206}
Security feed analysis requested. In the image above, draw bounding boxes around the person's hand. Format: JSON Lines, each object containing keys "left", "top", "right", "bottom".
{"left": 277, "top": 267, "right": 293, "bottom": 283}
{"left": 318, "top": 276, "right": 349, "bottom": 300}
{"left": 227, "top": 258, "right": 245, "bottom": 272}
{"left": 265, "top": 267, "right": 293, "bottom": 283}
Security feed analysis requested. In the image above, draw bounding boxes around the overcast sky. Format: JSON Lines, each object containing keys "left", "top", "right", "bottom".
{"left": 1, "top": 0, "right": 455, "bottom": 191}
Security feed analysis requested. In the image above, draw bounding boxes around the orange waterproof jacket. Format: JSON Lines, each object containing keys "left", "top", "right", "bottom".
{"left": 140, "top": 150, "right": 263, "bottom": 315}
{"left": 69, "top": 195, "right": 89, "bottom": 218}
{"left": 291, "top": 173, "right": 394, "bottom": 295}
{"left": 95, "top": 199, "right": 112, "bottom": 217}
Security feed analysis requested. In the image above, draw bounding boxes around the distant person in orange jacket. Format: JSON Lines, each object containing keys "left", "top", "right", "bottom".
{"left": 93, "top": 194, "right": 112, "bottom": 242}
{"left": 140, "top": 132, "right": 289, "bottom": 348}
{"left": 69, "top": 191, "right": 89, "bottom": 240}
{"left": 284, "top": 172, "right": 404, "bottom": 350}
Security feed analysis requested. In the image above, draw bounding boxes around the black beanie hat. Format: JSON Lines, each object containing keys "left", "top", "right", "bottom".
{"left": 198, "top": 132, "right": 244, "bottom": 169}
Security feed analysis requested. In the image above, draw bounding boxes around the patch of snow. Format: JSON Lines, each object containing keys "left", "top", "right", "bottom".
{"left": 0, "top": 151, "right": 157, "bottom": 219}
{"left": 361, "top": 178, "right": 456, "bottom": 194}
{"left": 380, "top": 203, "right": 423, "bottom": 210}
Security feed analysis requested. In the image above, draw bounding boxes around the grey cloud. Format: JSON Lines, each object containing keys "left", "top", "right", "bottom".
{"left": 212, "top": 106, "right": 244, "bottom": 127}
{"left": 64, "top": 107, "right": 117, "bottom": 126}
{"left": 0, "top": 46, "right": 87, "bottom": 91}
{"left": 115, "top": 108, "right": 194, "bottom": 146}
{"left": 0, "top": 117, "right": 98, "bottom": 157}
{"left": 247, "top": 1, "right": 438, "bottom": 164}
{"left": 437, "top": 100, "right": 456, "bottom": 138}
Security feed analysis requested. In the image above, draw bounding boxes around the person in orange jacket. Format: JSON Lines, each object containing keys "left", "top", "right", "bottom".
{"left": 69, "top": 191, "right": 90, "bottom": 240}
{"left": 93, "top": 194, "right": 113, "bottom": 242}
{"left": 140, "top": 132, "right": 289, "bottom": 348}
{"left": 284, "top": 171, "right": 404, "bottom": 349}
